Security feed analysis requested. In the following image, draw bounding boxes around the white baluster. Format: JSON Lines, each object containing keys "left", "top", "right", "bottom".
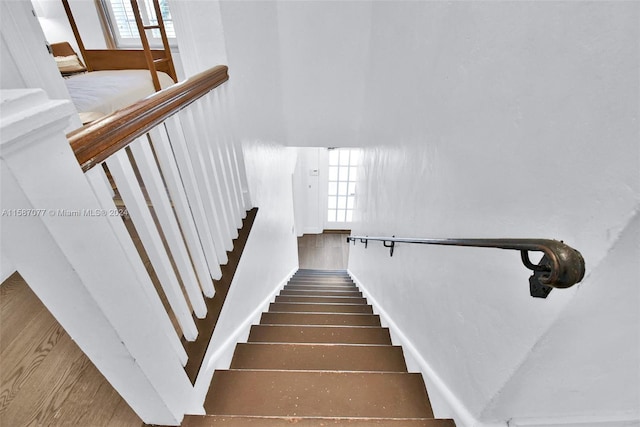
{"left": 106, "top": 148, "right": 199, "bottom": 340}
{"left": 222, "top": 82, "right": 252, "bottom": 209}
{"left": 196, "top": 95, "right": 240, "bottom": 236}
{"left": 219, "top": 107, "right": 246, "bottom": 220}
{"left": 149, "top": 125, "right": 219, "bottom": 291}
{"left": 129, "top": 136, "right": 207, "bottom": 317}
{"left": 165, "top": 115, "right": 228, "bottom": 265}
{"left": 208, "top": 90, "right": 244, "bottom": 227}
{"left": 178, "top": 107, "right": 233, "bottom": 253}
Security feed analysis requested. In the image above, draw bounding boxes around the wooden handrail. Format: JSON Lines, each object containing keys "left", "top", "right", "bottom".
{"left": 347, "top": 235, "right": 586, "bottom": 298}
{"left": 68, "top": 65, "right": 229, "bottom": 171}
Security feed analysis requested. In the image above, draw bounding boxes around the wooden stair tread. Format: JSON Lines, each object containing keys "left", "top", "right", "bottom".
{"left": 295, "top": 269, "right": 349, "bottom": 274}
{"left": 205, "top": 370, "right": 433, "bottom": 418}
{"left": 248, "top": 325, "right": 391, "bottom": 344}
{"left": 280, "top": 289, "right": 363, "bottom": 297}
{"left": 183, "top": 415, "right": 456, "bottom": 426}
{"left": 283, "top": 285, "right": 359, "bottom": 292}
{"left": 288, "top": 278, "right": 355, "bottom": 284}
{"left": 269, "top": 302, "right": 373, "bottom": 314}
{"left": 231, "top": 343, "right": 408, "bottom": 372}
{"left": 275, "top": 295, "right": 367, "bottom": 304}
{"left": 280, "top": 289, "right": 362, "bottom": 297}
{"left": 260, "top": 312, "right": 381, "bottom": 326}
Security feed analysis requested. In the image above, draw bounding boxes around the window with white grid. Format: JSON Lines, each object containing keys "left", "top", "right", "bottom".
{"left": 327, "top": 148, "right": 360, "bottom": 223}
{"left": 102, "top": 0, "right": 176, "bottom": 48}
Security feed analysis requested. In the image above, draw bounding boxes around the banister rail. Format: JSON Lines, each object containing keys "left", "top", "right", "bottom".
{"left": 67, "top": 65, "right": 229, "bottom": 171}
{"left": 347, "top": 235, "right": 585, "bottom": 298}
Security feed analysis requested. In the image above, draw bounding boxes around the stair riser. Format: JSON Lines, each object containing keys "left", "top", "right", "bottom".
{"left": 269, "top": 302, "right": 373, "bottom": 314}
{"left": 290, "top": 278, "right": 354, "bottom": 284}
{"left": 230, "top": 343, "right": 408, "bottom": 372}
{"left": 248, "top": 325, "right": 392, "bottom": 345}
{"left": 296, "top": 269, "right": 349, "bottom": 275}
{"left": 280, "top": 290, "right": 363, "bottom": 297}
{"left": 285, "top": 285, "right": 359, "bottom": 291}
{"left": 275, "top": 296, "right": 368, "bottom": 304}
{"left": 260, "top": 312, "right": 382, "bottom": 326}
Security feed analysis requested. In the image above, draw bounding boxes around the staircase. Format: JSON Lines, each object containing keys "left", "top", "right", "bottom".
{"left": 183, "top": 269, "right": 455, "bottom": 426}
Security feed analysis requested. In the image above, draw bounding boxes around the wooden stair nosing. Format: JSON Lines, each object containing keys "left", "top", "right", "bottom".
{"left": 182, "top": 416, "right": 456, "bottom": 426}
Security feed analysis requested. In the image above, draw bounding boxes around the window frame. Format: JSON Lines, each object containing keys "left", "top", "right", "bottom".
{"left": 100, "top": 0, "right": 178, "bottom": 49}
{"left": 326, "top": 148, "right": 360, "bottom": 225}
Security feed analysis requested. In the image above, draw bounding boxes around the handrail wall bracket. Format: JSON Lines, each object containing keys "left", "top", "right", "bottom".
{"left": 346, "top": 235, "right": 585, "bottom": 299}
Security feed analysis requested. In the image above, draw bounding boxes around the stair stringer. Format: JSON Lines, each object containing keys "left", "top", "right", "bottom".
{"left": 348, "top": 270, "right": 504, "bottom": 427}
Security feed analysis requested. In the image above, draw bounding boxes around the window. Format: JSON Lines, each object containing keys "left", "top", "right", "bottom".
{"left": 101, "top": 0, "right": 176, "bottom": 48}
{"left": 327, "top": 148, "right": 360, "bottom": 223}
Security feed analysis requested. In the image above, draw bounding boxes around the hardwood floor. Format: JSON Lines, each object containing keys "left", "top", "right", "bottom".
{"left": 0, "top": 230, "right": 348, "bottom": 427}
{"left": 0, "top": 272, "right": 143, "bottom": 427}
{"left": 297, "top": 232, "right": 350, "bottom": 270}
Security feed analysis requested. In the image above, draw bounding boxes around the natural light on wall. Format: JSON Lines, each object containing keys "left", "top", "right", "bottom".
{"left": 103, "top": 0, "right": 175, "bottom": 47}
{"left": 327, "top": 148, "right": 361, "bottom": 223}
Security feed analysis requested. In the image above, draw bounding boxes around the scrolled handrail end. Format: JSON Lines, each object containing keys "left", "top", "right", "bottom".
{"left": 533, "top": 241, "right": 585, "bottom": 293}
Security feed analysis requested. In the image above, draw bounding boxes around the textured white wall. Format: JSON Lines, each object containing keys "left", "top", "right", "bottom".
{"left": 347, "top": 2, "right": 639, "bottom": 426}
{"left": 485, "top": 213, "right": 639, "bottom": 424}
{"left": 193, "top": 141, "right": 299, "bottom": 405}
{"left": 218, "top": 1, "right": 287, "bottom": 144}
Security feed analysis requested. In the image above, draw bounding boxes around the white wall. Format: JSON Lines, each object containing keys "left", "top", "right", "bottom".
{"left": 1, "top": 1, "right": 73, "bottom": 102}
{"left": 33, "top": 0, "right": 107, "bottom": 54}
{"left": 292, "top": 147, "right": 326, "bottom": 235}
{"left": 193, "top": 140, "right": 299, "bottom": 406}
{"left": 485, "top": 212, "right": 640, "bottom": 425}
{"left": 217, "top": 1, "right": 287, "bottom": 144}
{"left": 0, "top": 33, "right": 25, "bottom": 89}
{"left": 347, "top": 2, "right": 639, "bottom": 426}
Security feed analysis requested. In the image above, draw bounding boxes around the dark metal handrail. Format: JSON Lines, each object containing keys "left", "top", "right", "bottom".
{"left": 346, "top": 235, "right": 585, "bottom": 298}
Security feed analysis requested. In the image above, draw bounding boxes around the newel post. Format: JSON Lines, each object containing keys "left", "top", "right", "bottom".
{"left": 0, "top": 89, "right": 197, "bottom": 425}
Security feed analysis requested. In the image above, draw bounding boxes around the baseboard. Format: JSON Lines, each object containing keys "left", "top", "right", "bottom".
{"left": 302, "top": 226, "right": 324, "bottom": 235}
{"left": 508, "top": 414, "right": 640, "bottom": 427}
{"left": 348, "top": 269, "right": 484, "bottom": 427}
{"left": 322, "top": 228, "right": 351, "bottom": 234}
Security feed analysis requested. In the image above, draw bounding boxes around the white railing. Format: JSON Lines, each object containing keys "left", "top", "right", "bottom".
{"left": 0, "top": 67, "right": 250, "bottom": 425}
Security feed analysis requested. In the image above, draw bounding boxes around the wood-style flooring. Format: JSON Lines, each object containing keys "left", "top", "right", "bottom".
{"left": 0, "top": 271, "right": 143, "bottom": 427}
{"left": 0, "top": 232, "right": 349, "bottom": 426}
{"left": 297, "top": 232, "right": 350, "bottom": 270}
